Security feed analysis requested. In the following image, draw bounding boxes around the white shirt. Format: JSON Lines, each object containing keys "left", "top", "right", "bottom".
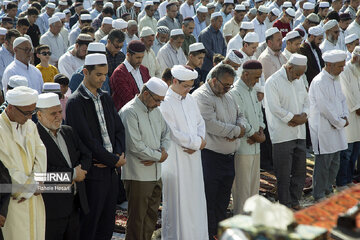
{"left": 338, "top": 29, "right": 347, "bottom": 51}
{"left": 226, "top": 34, "right": 243, "bottom": 54}
{"left": 68, "top": 27, "right": 81, "bottom": 46}
{"left": 179, "top": 2, "right": 195, "bottom": 18}
{"left": 264, "top": 66, "right": 309, "bottom": 144}
{"left": 125, "top": 33, "right": 139, "bottom": 44}
{"left": 282, "top": 48, "right": 309, "bottom": 89}
{"left": 0, "top": 46, "right": 14, "bottom": 90}
{"left": 58, "top": 51, "right": 85, "bottom": 79}
{"left": 142, "top": 48, "right": 161, "bottom": 78}
{"left": 123, "top": 59, "right": 143, "bottom": 91}
{"left": 320, "top": 38, "right": 340, "bottom": 54}
{"left": 157, "top": 42, "right": 187, "bottom": 74}
{"left": 308, "top": 69, "right": 348, "bottom": 154}
{"left": 40, "top": 31, "right": 68, "bottom": 65}
{"left": 252, "top": 18, "right": 267, "bottom": 43}
{"left": 158, "top": 0, "right": 168, "bottom": 18}
{"left": 346, "top": 20, "right": 360, "bottom": 39}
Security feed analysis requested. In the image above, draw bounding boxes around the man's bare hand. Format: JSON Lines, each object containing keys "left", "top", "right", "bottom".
{"left": 247, "top": 138, "right": 256, "bottom": 145}
{"left": 159, "top": 148, "right": 168, "bottom": 163}
{"left": 115, "top": 153, "right": 126, "bottom": 167}
{"left": 200, "top": 137, "right": 206, "bottom": 150}
{"left": 238, "top": 125, "right": 245, "bottom": 138}
{"left": 356, "top": 109, "right": 360, "bottom": 116}
{"left": 74, "top": 164, "right": 87, "bottom": 182}
{"left": 288, "top": 121, "right": 298, "bottom": 127}
{"left": 183, "top": 148, "right": 196, "bottom": 154}
{"left": 290, "top": 113, "right": 307, "bottom": 126}
{"left": 0, "top": 215, "right": 5, "bottom": 227}
{"left": 17, "top": 197, "right": 26, "bottom": 203}
{"left": 225, "top": 137, "right": 237, "bottom": 142}
{"left": 342, "top": 117, "right": 349, "bottom": 127}
{"left": 140, "top": 160, "right": 155, "bottom": 166}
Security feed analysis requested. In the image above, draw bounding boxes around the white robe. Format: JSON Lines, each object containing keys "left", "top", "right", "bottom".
{"left": 159, "top": 88, "right": 208, "bottom": 240}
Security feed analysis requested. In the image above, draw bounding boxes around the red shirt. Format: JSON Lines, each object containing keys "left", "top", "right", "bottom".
{"left": 273, "top": 20, "right": 291, "bottom": 38}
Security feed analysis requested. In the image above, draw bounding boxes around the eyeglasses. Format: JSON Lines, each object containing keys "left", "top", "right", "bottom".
{"left": 40, "top": 51, "right": 52, "bottom": 56}
{"left": 17, "top": 47, "right": 34, "bottom": 54}
{"left": 148, "top": 91, "right": 163, "bottom": 103}
{"left": 14, "top": 106, "right": 37, "bottom": 117}
{"left": 217, "top": 78, "right": 234, "bottom": 89}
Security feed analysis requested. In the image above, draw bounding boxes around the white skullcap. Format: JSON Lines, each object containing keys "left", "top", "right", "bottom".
{"left": 128, "top": 0, "right": 135, "bottom": 3}
{"left": 288, "top": 53, "right": 307, "bottom": 66}
{"left": 265, "top": 27, "right": 280, "bottom": 38}
{"left": 0, "top": 27, "right": 7, "bottom": 35}
{"left": 283, "top": 1, "right": 292, "bottom": 7}
{"left": 127, "top": 20, "right": 137, "bottom": 27}
{"left": 42, "top": 82, "right": 60, "bottom": 92}
{"left": 308, "top": 26, "right": 324, "bottom": 36}
{"left": 46, "top": 2, "right": 56, "bottom": 8}
{"left": 102, "top": 17, "right": 113, "bottom": 25}
{"left": 254, "top": 0, "right": 263, "bottom": 3}
{"left": 170, "top": 29, "right": 184, "bottom": 37}
{"left": 145, "top": 77, "right": 168, "bottom": 96}
{"left": 36, "top": 93, "right": 61, "bottom": 108}
{"left": 258, "top": 5, "right": 269, "bottom": 13}
{"left": 140, "top": 27, "right": 155, "bottom": 37}
{"left": 235, "top": 4, "right": 246, "bottom": 10}
{"left": 211, "top": 12, "right": 222, "bottom": 20}
{"left": 249, "top": 8, "right": 257, "bottom": 15}
{"left": 224, "top": 0, "right": 234, "bottom": 3}
{"left": 64, "top": 9, "right": 70, "bottom": 14}
{"left": 323, "top": 19, "right": 338, "bottom": 31}
{"left": 285, "top": 8, "right": 295, "bottom": 17}
{"left": 48, "top": 16, "right": 61, "bottom": 25}
{"left": 189, "top": 42, "right": 205, "bottom": 52}
{"left": 303, "top": 2, "right": 315, "bottom": 9}
{"left": 285, "top": 30, "right": 300, "bottom": 41}
{"left": 134, "top": 2, "right": 142, "bottom": 7}
{"left": 6, "top": 86, "right": 38, "bottom": 107}
{"left": 112, "top": 19, "right": 128, "bottom": 29}
{"left": 171, "top": 65, "right": 198, "bottom": 81}
{"left": 242, "top": 1, "right": 250, "bottom": 6}
{"left": 197, "top": 6, "right": 208, "bottom": 13}
{"left": 226, "top": 50, "right": 243, "bottom": 65}
{"left": 319, "top": 1, "right": 329, "bottom": 7}
{"left": 53, "top": 12, "right": 66, "bottom": 20}
{"left": 8, "top": 75, "right": 28, "bottom": 88}
{"left": 345, "top": 33, "right": 359, "bottom": 44}
{"left": 240, "top": 21, "right": 254, "bottom": 30}
{"left": 85, "top": 53, "right": 108, "bottom": 65}
{"left": 104, "top": 2, "right": 114, "bottom": 8}
{"left": 352, "top": 46, "right": 360, "bottom": 56}
{"left": 271, "top": 8, "right": 281, "bottom": 16}
{"left": 59, "top": 0, "right": 68, "bottom": 5}
{"left": 244, "top": 32, "right": 259, "bottom": 43}
{"left": 144, "top": 1, "right": 153, "bottom": 7}
{"left": 13, "top": 37, "right": 31, "bottom": 49}
{"left": 80, "top": 14, "right": 92, "bottom": 21}
{"left": 323, "top": 50, "right": 347, "bottom": 63}
{"left": 153, "top": 0, "right": 160, "bottom": 3}
{"left": 87, "top": 42, "right": 106, "bottom": 52}
{"left": 48, "top": 0, "right": 56, "bottom": 3}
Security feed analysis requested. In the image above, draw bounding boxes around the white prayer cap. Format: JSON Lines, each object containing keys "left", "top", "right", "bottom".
{"left": 288, "top": 53, "right": 307, "bottom": 66}
{"left": 170, "top": 29, "right": 184, "bottom": 37}
{"left": 48, "top": 0, "right": 56, "bottom": 3}
{"left": 128, "top": 0, "right": 135, "bottom": 3}
{"left": 265, "top": 27, "right": 280, "bottom": 38}
{"left": 104, "top": 2, "right": 114, "bottom": 8}
{"left": 87, "top": 42, "right": 106, "bottom": 52}
{"left": 285, "top": 8, "right": 295, "bottom": 17}
{"left": 271, "top": 8, "right": 281, "bottom": 16}
{"left": 206, "top": 2, "right": 215, "bottom": 8}
{"left": 128, "top": 20, "right": 137, "bottom": 27}
{"left": 36, "top": 93, "right": 61, "bottom": 108}
{"left": 283, "top": 1, "right": 292, "bottom": 8}
{"left": 244, "top": 32, "right": 259, "bottom": 43}
{"left": 0, "top": 27, "right": 7, "bottom": 35}
{"left": 197, "top": 6, "right": 208, "bottom": 13}
{"left": 224, "top": 32, "right": 232, "bottom": 37}
{"left": 42, "top": 83, "right": 61, "bottom": 93}
{"left": 53, "top": 12, "right": 66, "bottom": 20}
{"left": 145, "top": 77, "right": 168, "bottom": 96}
{"left": 240, "top": 21, "right": 254, "bottom": 30}
{"left": 254, "top": 0, "right": 263, "bottom": 3}
{"left": 322, "top": 50, "right": 347, "bottom": 63}
{"left": 345, "top": 33, "right": 359, "bottom": 44}
{"left": 319, "top": 1, "right": 329, "bottom": 8}
{"left": 308, "top": 26, "right": 324, "bottom": 36}
{"left": 59, "top": 0, "right": 68, "bottom": 5}
{"left": 323, "top": 19, "right": 338, "bottom": 31}
{"left": 13, "top": 37, "right": 31, "bottom": 49}
{"left": 224, "top": 0, "right": 234, "bottom": 4}
{"left": 112, "top": 19, "right": 128, "bottom": 29}
{"left": 303, "top": 2, "right": 315, "bottom": 10}
{"left": 242, "top": 1, "right": 250, "bottom": 7}
{"left": 171, "top": 65, "right": 198, "bottom": 81}
{"left": 48, "top": 16, "right": 61, "bottom": 25}
{"left": 189, "top": 42, "right": 205, "bottom": 52}
{"left": 211, "top": 12, "right": 222, "bottom": 20}
{"left": 249, "top": 7, "right": 257, "bottom": 15}
{"left": 285, "top": 30, "right": 300, "bottom": 41}
{"left": 153, "top": 0, "right": 160, "bottom": 3}
{"left": 8, "top": 75, "right": 28, "bottom": 88}
{"left": 144, "top": 1, "right": 153, "bottom": 7}
{"left": 226, "top": 49, "right": 243, "bottom": 65}
{"left": 102, "top": 17, "right": 113, "bottom": 25}
{"left": 140, "top": 26, "right": 155, "bottom": 37}
{"left": 352, "top": 46, "right": 360, "bottom": 56}
{"left": 134, "top": 2, "right": 142, "bottom": 7}
{"left": 235, "top": 4, "right": 246, "bottom": 11}
{"left": 46, "top": 2, "right": 56, "bottom": 8}
{"left": 80, "top": 14, "right": 92, "bottom": 21}
{"left": 64, "top": 9, "right": 70, "bottom": 14}
{"left": 258, "top": 5, "right": 269, "bottom": 13}
{"left": 6, "top": 86, "right": 38, "bottom": 107}
{"left": 85, "top": 53, "right": 108, "bottom": 65}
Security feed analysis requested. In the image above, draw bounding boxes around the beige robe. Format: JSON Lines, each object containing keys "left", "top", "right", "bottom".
{"left": 0, "top": 112, "right": 47, "bottom": 240}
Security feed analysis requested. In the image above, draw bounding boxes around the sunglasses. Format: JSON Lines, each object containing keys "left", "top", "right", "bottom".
{"left": 40, "top": 51, "right": 52, "bottom": 56}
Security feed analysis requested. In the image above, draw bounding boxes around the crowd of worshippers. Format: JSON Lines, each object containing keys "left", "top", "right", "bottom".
{"left": 1, "top": 0, "right": 360, "bottom": 239}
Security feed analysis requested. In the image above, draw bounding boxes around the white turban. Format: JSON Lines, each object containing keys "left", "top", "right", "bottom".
{"left": 6, "top": 86, "right": 38, "bottom": 106}
{"left": 171, "top": 65, "right": 199, "bottom": 81}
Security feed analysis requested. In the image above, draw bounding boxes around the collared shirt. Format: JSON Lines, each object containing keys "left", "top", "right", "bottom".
{"left": 157, "top": 42, "right": 187, "bottom": 74}
{"left": 106, "top": 48, "right": 125, "bottom": 78}
{"left": 125, "top": 33, "right": 139, "bottom": 44}
{"left": 40, "top": 31, "right": 68, "bottom": 65}
{"left": 223, "top": 17, "right": 242, "bottom": 38}
{"left": 220, "top": 11, "right": 233, "bottom": 30}
{"left": 124, "top": 59, "right": 144, "bottom": 91}
{"left": 139, "top": 15, "right": 158, "bottom": 33}
{"left": 152, "top": 37, "right": 166, "bottom": 56}
{"left": 137, "top": 9, "right": 146, "bottom": 22}
{"left": 95, "top": 28, "right": 106, "bottom": 42}
{"left": 0, "top": 46, "right": 13, "bottom": 90}
{"left": 182, "top": 34, "right": 196, "bottom": 56}
{"left": 90, "top": 9, "right": 101, "bottom": 19}
{"left": 192, "top": 82, "right": 248, "bottom": 154}
{"left": 338, "top": 28, "right": 346, "bottom": 51}
{"left": 157, "top": 15, "right": 181, "bottom": 31}
{"left": 227, "top": 33, "right": 243, "bottom": 54}
{"left": 252, "top": 18, "right": 267, "bottom": 43}
{"left": 258, "top": 46, "right": 287, "bottom": 80}
{"left": 179, "top": 2, "right": 195, "bottom": 18}
{"left": 346, "top": 20, "right": 360, "bottom": 39}
{"left": 82, "top": 83, "right": 113, "bottom": 152}
{"left": 58, "top": 51, "right": 85, "bottom": 79}
{"left": 158, "top": 0, "right": 168, "bottom": 18}
{"left": 264, "top": 66, "right": 310, "bottom": 144}
{"left": 193, "top": 15, "right": 206, "bottom": 41}
{"left": 320, "top": 38, "right": 340, "bottom": 54}
{"left": 294, "top": 14, "right": 305, "bottom": 28}
{"left": 142, "top": 48, "right": 161, "bottom": 78}
{"left": 68, "top": 27, "right": 81, "bottom": 46}
{"left": 36, "top": 12, "right": 50, "bottom": 35}
{"left": 117, "top": 5, "right": 136, "bottom": 19}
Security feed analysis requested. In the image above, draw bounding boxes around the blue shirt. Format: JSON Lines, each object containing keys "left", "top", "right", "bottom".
{"left": 0, "top": 47, "right": 14, "bottom": 90}
{"left": 36, "top": 12, "right": 50, "bottom": 35}
{"left": 193, "top": 15, "right": 206, "bottom": 41}
{"left": 69, "top": 66, "right": 111, "bottom": 94}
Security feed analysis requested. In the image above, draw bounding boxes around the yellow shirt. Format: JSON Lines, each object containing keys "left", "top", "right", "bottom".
{"left": 36, "top": 64, "right": 59, "bottom": 83}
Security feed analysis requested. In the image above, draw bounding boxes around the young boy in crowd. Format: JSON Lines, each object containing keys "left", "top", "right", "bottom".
{"left": 36, "top": 44, "right": 59, "bottom": 83}
{"left": 54, "top": 73, "right": 70, "bottom": 121}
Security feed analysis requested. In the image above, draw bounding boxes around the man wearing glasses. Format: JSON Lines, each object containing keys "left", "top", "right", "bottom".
{"left": 0, "top": 86, "right": 46, "bottom": 240}
{"left": 193, "top": 64, "right": 247, "bottom": 240}
{"left": 2, "top": 37, "right": 43, "bottom": 95}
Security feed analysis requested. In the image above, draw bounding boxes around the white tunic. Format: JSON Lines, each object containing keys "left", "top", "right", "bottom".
{"left": 339, "top": 61, "right": 360, "bottom": 143}
{"left": 157, "top": 42, "right": 187, "bottom": 74}
{"left": 264, "top": 66, "right": 309, "bottom": 144}
{"left": 226, "top": 34, "right": 243, "bottom": 54}
{"left": 252, "top": 18, "right": 267, "bottom": 43}
{"left": 160, "top": 88, "right": 208, "bottom": 240}
{"left": 308, "top": 69, "right": 348, "bottom": 154}
{"left": 40, "top": 31, "right": 68, "bottom": 65}
{"left": 319, "top": 39, "right": 340, "bottom": 54}
{"left": 179, "top": 2, "right": 195, "bottom": 18}
{"left": 58, "top": 51, "right": 85, "bottom": 78}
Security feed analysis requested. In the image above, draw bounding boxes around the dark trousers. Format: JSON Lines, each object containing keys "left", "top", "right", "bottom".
{"left": 123, "top": 180, "right": 162, "bottom": 240}
{"left": 201, "top": 149, "right": 235, "bottom": 239}
{"left": 80, "top": 167, "right": 119, "bottom": 240}
{"left": 46, "top": 206, "right": 80, "bottom": 240}
{"left": 272, "top": 139, "right": 306, "bottom": 207}
{"left": 336, "top": 142, "right": 360, "bottom": 186}
{"left": 260, "top": 108, "right": 273, "bottom": 171}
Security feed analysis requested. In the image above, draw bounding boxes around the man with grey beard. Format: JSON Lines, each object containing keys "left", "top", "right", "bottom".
{"left": 320, "top": 19, "right": 340, "bottom": 54}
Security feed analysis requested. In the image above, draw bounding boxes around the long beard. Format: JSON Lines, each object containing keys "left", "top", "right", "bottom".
{"left": 328, "top": 34, "right": 338, "bottom": 45}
